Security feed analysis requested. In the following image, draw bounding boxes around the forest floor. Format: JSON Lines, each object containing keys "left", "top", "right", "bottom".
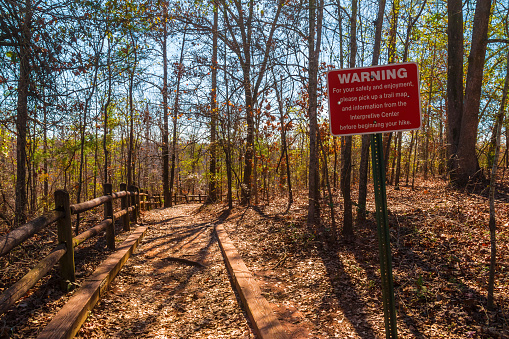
{"left": 206, "top": 178, "right": 509, "bottom": 338}
{"left": 1, "top": 178, "right": 509, "bottom": 338}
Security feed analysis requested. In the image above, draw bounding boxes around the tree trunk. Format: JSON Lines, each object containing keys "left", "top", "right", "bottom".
{"left": 253, "top": 113, "right": 260, "bottom": 205}
{"left": 341, "top": 0, "right": 357, "bottom": 238}
{"left": 405, "top": 131, "right": 415, "bottom": 185}
{"left": 487, "top": 49, "right": 509, "bottom": 309}
{"left": 15, "top": 0, "right": 32, "bottom": 226}
{"left": 240, "top": 67, "right": 254, "bottom": 205}
{"left": 43, "top": 93, "right": 49, "bottom": 212}
{"left": 394, "top": 131, "right": 403, "bottom": 188}
{"left": 94, "top": 121, "right": 98, "bottom": 198}
{"left": 390, "top": 133, "right": 398, "bottom": 185}
{"left": 170, "top": 29, "right": 187, "bottom": 206}
{"left": 127, "top": 34, "right": 137, "bottom": 188}
{"left": 412, "top": 130, "right": 419, "bottom": 189}
{"left": 357, "top": 0, "right": 386, "bottom": 221}
{"left": 424, "top": 48, "right": 436, "bottom": 180}
{"left": 319, "top": 136, "right": 337, "bottom": 236}
{"left": 162, "top": 7, "right": 170, "bottom": 207}
{"left": 382, "top": 0, "right": 399, "bottom": 183}
{"left": 395, "top": 0, "right": 425, "bottom": 188}
{"left": 274, "top": 75, "right": 293, "bottom": 211}
{"left": 224, "top": 47, "right": 233, "bottom": 209}
{"left": 307, "top": 0, "right": 324, "bottom": 226}
{"left": 447, "top": 0, "right": 464, "bottom": 180}
{"left": 76, "top": 40, "right": 102, "bottom": 235}
{"left": 208, "top": 7, "right": 218, "bottom": 203}
{"left": 451, "top": 0, "right": 492, "bottom": 186}
{"left": 103, "top": 29, "right": 113, "bottom": 185}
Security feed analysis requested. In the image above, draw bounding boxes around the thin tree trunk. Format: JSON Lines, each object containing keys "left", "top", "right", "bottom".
{"left": 357, "top": 0, "right": 386, "bottom": 222}
{"left": 307, "top": 0, "right": 324, "bottom": 226}
{"left": 383, "top": 133, "right": 393, "bottom": 179}
{"left": 224, "top": 46, "right": 233, "bottom": 209}
{"left": 15, "top": 0, "right": 32, "bottom": 226}
{"left": 412, "top": 131, "right": 419, "bottom": 190}
{"left": 424, "top": 48, "right": 436, "bottom": 179}
{"left": 394, "top": 131, "right": 403, "bottom": 188}
{"left": 274, "top": 75, "right": 293, "bottom": 211}
{"left": 43, "top": 93, "right": 49, "bottom": 212}
{"left": 390, "top": 133, "right": 397, "bottom": 184}
{"left": 405, "top": 131, "right": 415, "bottom": 185}
{"left": 94, "top": 119, "right": 98, "bottom": 198}
{"left": 253, "top": 114, "right": 260, "bottom": 205}
{"left": 382, "top": 0, "right": 399, "bottom": 183}
{"left": 395, "top": 0, "right": 426, "bottom": 188}
{"left": 208, "top": 7, "right": 218, "bottom": 203}
{"left": 341, "top": 0, "right": 357, "bottom": 239}
{"left": 76, "top": 41, "right": 102, "bottom": 235}
{"left": 438, "top": 103, "right": 446, "bottom": 175}
{"left": 487, "top": 49, "right": 509, "bottom": 309}
{"left": 170, "top": 29, "right": 187, "bottom": 206}
{"left": 162, "top": 6, "right": 170, "bottom": 207}
{"left": 103, "top": 29, "right": 112, "bottom": 185}
{"left": 127, "top": 34, "right": 137, "bottom": 188}
{"left": 319, "top": 135, "right": 336, "bottom": 235}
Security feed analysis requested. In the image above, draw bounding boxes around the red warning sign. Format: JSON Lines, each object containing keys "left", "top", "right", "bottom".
{"left": 327, "top": 62, "right": 421, "bottom": 136}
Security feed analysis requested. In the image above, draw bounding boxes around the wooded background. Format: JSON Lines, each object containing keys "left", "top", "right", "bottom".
{"left": 0, "top": 0, "right": 508, "bottom": 230}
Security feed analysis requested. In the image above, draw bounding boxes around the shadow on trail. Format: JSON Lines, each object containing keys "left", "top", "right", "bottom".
{"left": 143, "top": 215, "right": 189, "bottom": 226}
{"left": 315, "top": 233, "right": 380, "bottom": 339}
{"left": 106, "top": 208, "right": 221, "bottom": 338}
{"left": 244, "top": 205, "right": 379, "bottom": 338}
{"left": 342, "top": 219, "right": 425, "bottom": 338}
{"left": 141, "top": 222, "right": 210, "bottom": 257}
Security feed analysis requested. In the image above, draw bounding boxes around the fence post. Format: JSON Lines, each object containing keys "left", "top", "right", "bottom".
{"left": 54, "top": 190, "right": 75, "bottom": 290}
{"left": 103, "top": 183, "right": 115, "bottom": 250}
{"left": 120, "top": 183, "right": 130, "bottom": 231}
{"left": 147, "top": 191, "right": 152, "bottom": 211}
{"left": 139, "top": 190, "right": 143, "bottom": 212}
{"left": 129, "top": 185, "right": 136, "bottom": 223}
{"left": 135, "top": 186, "right": 141, "bottom": 221}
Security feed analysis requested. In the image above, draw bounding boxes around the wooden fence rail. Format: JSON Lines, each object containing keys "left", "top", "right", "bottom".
{"left": 0, "top": 183, "right": 163, "bottom": 316}
{"left": 173, "top": 194, "right": 207, "bottom": 204}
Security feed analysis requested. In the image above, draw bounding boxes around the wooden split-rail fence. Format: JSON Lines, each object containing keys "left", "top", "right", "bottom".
{"left": 0, "top": 183, "right": 164, "bottom": 316}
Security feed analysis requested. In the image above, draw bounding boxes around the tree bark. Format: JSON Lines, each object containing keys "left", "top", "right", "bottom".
{"left": 127, "top": 32, "right": 137, "bottom": 188}
{"left": 162, "top": 6, "right": 170, "bottom": 207}
{"left": 357, "top": 0, "right": 386, "bottom": 222}
{"left": 43, "top": 91, "right": 49, "bottom": 212}
{"left": 487, "top": 49, "right": 509, "bottom": 309}
{"left": 15, "top": 0, "right": 32, "bottom": 226}
{"left": 307, "top": 0, "right": 324, "bottom": 226}
{"left": 274, "top": 75, "right": 293, "bottom": 211}
{"left": 394, "top": 131, "right": 403, "bottom": 188}
{"left": 447, "top": 0, "right": 464, "bottom": 181}
{"left": 341, "top": 0, "right": 357, "bottom": 238}
{"left": 451, "top": 0, "right": 492, "bottom": 186}
{"left": 208, "top": 6, "right": 219, "bottom": 203}
{"left": 170, "top": 29, "right": 187, "bottom": 206}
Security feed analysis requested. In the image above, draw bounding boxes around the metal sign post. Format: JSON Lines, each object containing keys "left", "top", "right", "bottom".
{"left": 371, "top": 133, "right": 397, "bottom": 339}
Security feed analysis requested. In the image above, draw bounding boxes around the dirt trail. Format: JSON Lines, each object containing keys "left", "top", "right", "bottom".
{"left": 76, "top": 205, "right": 254, "bottom": 339}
